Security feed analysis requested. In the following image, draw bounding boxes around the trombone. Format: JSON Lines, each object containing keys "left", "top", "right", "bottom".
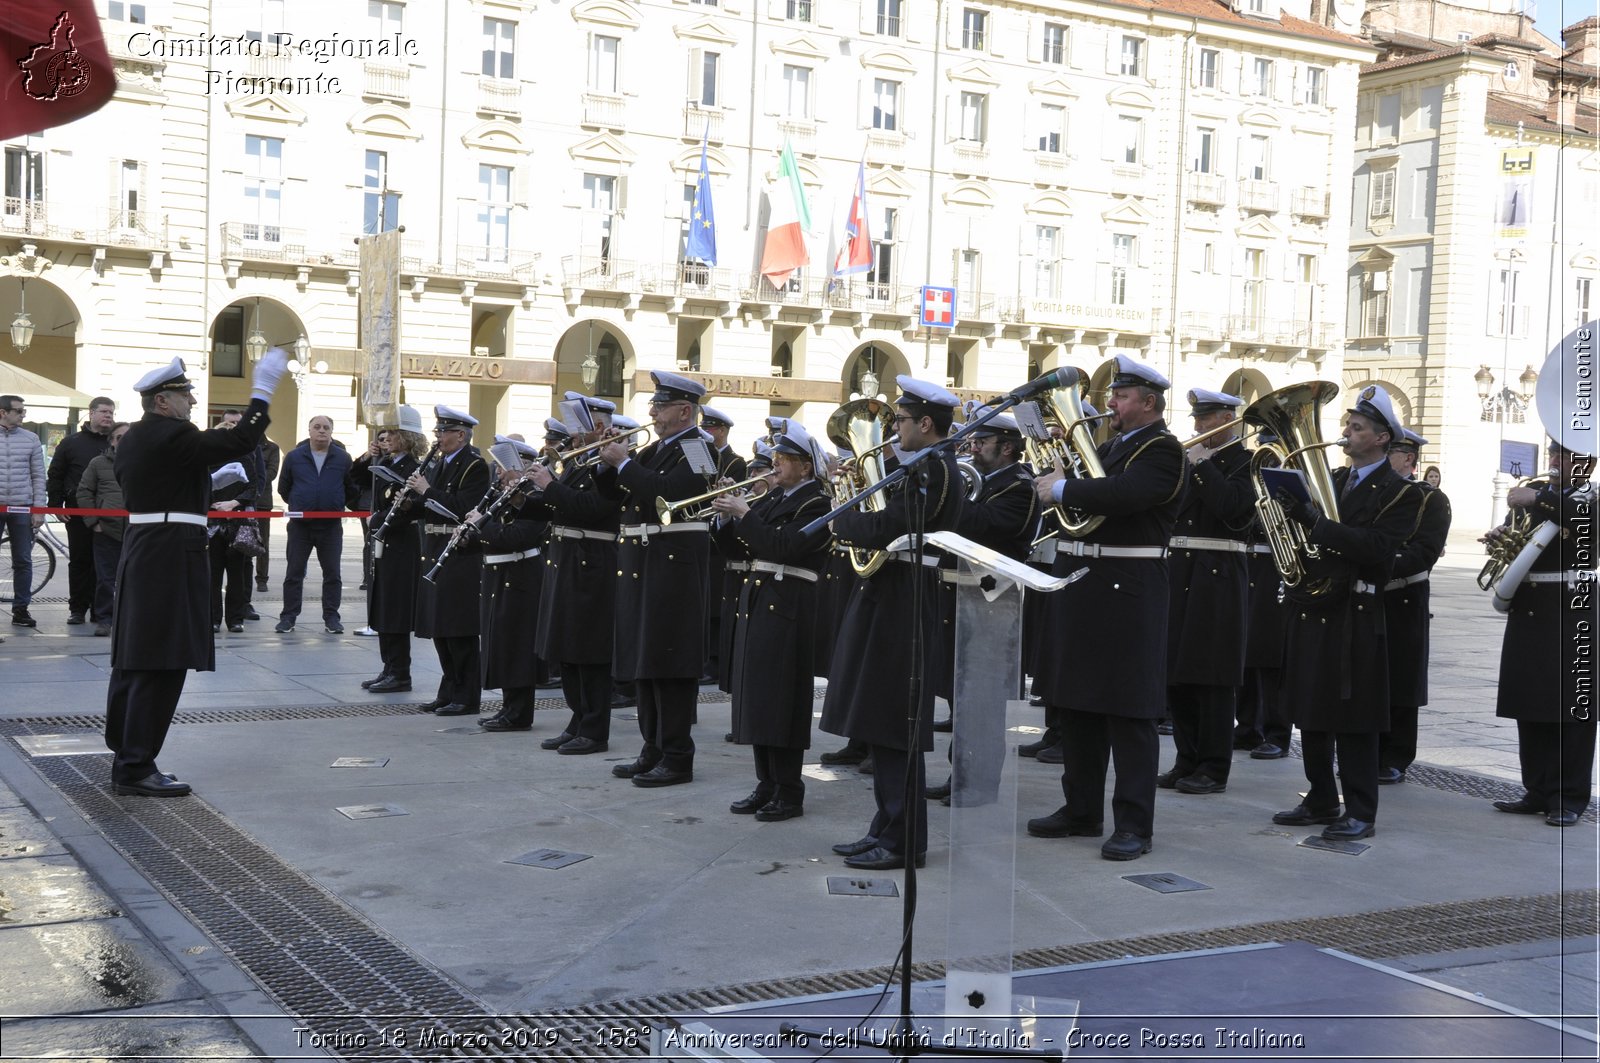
{"left": 655, "top": 475, "right": 772, "bottom": 525}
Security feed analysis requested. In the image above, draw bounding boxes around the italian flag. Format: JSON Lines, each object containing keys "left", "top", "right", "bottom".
{"left": 759, "top": 140, "right": 812, "bottom": 289}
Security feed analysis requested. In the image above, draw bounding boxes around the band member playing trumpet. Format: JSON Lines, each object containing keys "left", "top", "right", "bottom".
{"left": 1160, "top": 388, "right": 1255, "bottom": 797}
{"left": 524, "top": 400, "right": 622, "bottom": 755}
{"left": 361, "top": 406, "right": 427, "bottom": 694}
{"left": 1378, "top": 428, "right": 1451, "bottom": 784}
{"left": 476, "top": 436, "right": 551, "bottom": 732}
{"left": 1269, "top": 385, "right": 1421, "bottom": 841}
{"left": 701, "top": 406, "right": 747, "bottom": 688}
{"left": 822, "top": 377, "right": 965, "bottom": 871}
{"left": 1487, "top": 438, "right": 1597, "bottom": 827}
{"left": 712, "top": 424, "right": 831, "bottom": 821}
{"left": 1027, "top": 355, "right": 1182, "bottom": 861}
{"left": 408, "top": 406, "right": 491, "bottom": 717}
{"left": 595, "top": 371, "right": 712, "bottom": 787}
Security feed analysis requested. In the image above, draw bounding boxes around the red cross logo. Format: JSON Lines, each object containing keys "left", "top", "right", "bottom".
{"left": 924, "top": 287, "right": 954, "bottom": 326}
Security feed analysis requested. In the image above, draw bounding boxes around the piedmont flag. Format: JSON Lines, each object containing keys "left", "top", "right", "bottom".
{"left": 759, "top": 140, "right": 812, "bottom": 289}
{"left": 833, "top": 156, "right": 873, "bottom": 277}
{"left": 0, "top": 0, "right": 117, "bottom": 138}
{"left": 684, "top": 125, "right": 717, "bottom": 265}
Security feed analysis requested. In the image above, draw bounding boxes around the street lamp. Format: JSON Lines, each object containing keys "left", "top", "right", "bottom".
{"left": 245, "top": 297, "right": 267, "bottom": 364}
{"left": 580, "top": 320, "right": 599, "bottom": 390}
{"left": 1475, "top": 365, "right": 1494, "bottom": 403}
{"left": 1518, "top": 363, "right": 1539, "bottom": 400}
{"left": 9, "top": 281, "right": 32, "bottom": 353}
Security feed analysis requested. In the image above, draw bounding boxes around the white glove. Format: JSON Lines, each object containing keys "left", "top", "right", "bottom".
{"left": 211, "top": 462, "right": 248, "bottom": 490}
{"left": 251, "top": 346, "right": 290, "bottom": 401}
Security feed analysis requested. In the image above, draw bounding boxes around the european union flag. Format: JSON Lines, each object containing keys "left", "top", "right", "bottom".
{"left": 685, "top": 125, "right": 717, "bottom": 266}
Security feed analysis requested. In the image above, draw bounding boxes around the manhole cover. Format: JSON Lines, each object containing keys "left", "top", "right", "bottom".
{"left": 1123, "top": 873, "right": 1211, "bottom": 894}
{"left": 827, "top": 876, "right": 899, "bottom": 898}
{"left": 507, "top": 849, "right": 592, "bottom": 870}
{"left": 336, "top": 804, "right": 408, "bottom": 820}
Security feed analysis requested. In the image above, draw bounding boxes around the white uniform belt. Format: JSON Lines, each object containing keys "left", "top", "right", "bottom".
{"left": 725, "top": 560, "right": 752, "bottom": 573}
{"left": 1056, "top": 542, "right": 1167, "bottom": 559}
{"left": 1249, "top": 543, "right": 1274, "bottom": 556}
{"left": 550, "top": 526, "right": 615, "bottom": 542}
{"left": 128, "top": 512, "right": 206, "bottom": 526}
{"left": 424, "top": 523, "right": 458, "bottom": 535}
{"left": 1029, "top": 540, "right": 1059, "bottom": 565}
{"left": 939, "top": 570, "right": 982, "bottom": 586}
{"left": 1383, "top": 570, "right": 1432, "bottom": 592}
{"left": 483, "top": 547, "right": 540, "bottom": 565}
{"left": 619, "top": 522, "right": 709, "bottom": 538}
{"left": 1168, "top": 535, "right": 1247, "bottom": 554}
{"left": 748, "top": 560, "right": 818, "bottom": 583}
{"left": 371, "top": 540, "right": 385, "bottom": 559}
{"left": 1524, "top": 570, "right": 1596, "bottom": 584}
{"left": 886, "top": 551, "right": 942, "bottom": 568}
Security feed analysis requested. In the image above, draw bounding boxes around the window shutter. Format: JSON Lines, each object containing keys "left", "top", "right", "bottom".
{"left": 859, "top": 0, "right": 876, "bottom": 36}
{"left": 946, "top": 6, "right": 962, "bottom": 49}
{"left": 944, "top": 92, "right": 955, "bottom": 142}
{"left": 987, "top": 11, "right": 1004, "bottom": 57}
{"left": 904, "top": 0, "right": 922, "bottom": 43}
{"left": 1025, "top": 16, "right": 1039, "bottom": 64}
{"left": 857, "top": 80, "right": 870, "bottom": 128}
{"left": 1104, "top": 31, "right": 1120, "bottom": 74}
{"left": 687, "top": 47, "right": 702, "bottom": 102}
{"left": 768, "top": 0, "right": 785, "bottom": 18}
{"left": 1100, "top": 114, "right": 1118, "bottom": 161}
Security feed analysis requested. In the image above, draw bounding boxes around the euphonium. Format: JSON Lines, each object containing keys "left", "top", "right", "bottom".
{"left": 1240, "top": 381, "right": 1343, "bottom": 595}
{"left": 1478, "top": 474, "right": 1555, "bottom": 603}
{"left": 827, "top": 398, "right": 896, "bottom": 578}
{"left": 1024, "top": 368, "right": 1110, "bottom": 538}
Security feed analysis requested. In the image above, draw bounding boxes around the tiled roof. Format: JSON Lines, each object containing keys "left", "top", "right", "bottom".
{"left": 1362, "top": 46, "right": 1473, "bottom": 74}
{"left": 1095, "top": 0, "right": 1366, "bottom": 46}
{"left": 1484, "top": 93, "right": 1597, "bottom": 135}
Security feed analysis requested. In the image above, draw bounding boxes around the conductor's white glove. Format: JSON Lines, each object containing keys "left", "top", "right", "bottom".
{"left": 251, "top": 346, "right": 290, "bottom": 402}
{"left": 211, "top": 462, "right": 248, "bottom": 490}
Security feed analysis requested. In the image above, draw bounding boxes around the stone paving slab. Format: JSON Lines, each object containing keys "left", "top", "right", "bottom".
{"left": 0, "top": 806, "right": 68, "bottom": 859}
{"left": 0, "top": 854, "right": 120, "bottom": 928}
{"left": 0, "top": 1002, "right": 259, "bottom": 1061}
{"left": 0, "top": 918, "right": 200, "bottom": 1017}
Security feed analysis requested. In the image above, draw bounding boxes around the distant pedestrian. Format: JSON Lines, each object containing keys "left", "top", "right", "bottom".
{"left": 0, "top": 394, "right": 45, "bottom": 627}
{"left": 255, "top": 435, "right": 281, "bottom": 592}
{"left": 1423, "top": 464, "right": 1441, "bottom": 489}
{"left": 75, "top": 421, "right": 130, "bottom": 637}
{"left": 274, "top": 415, "right": 352, "bottom": 634}
{"left": 48, "top": 396, "right": 115, "bottom": 624}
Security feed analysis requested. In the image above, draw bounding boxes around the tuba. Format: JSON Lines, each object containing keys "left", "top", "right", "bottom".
{"left": 1023, "top": 367, "right": 1111, "bottom": 538}
{"left": 1241, "top": 381, "right": 1344, "bottom": 595}
{"left": 827, "top": 398, "right": 897, "bottom": 578}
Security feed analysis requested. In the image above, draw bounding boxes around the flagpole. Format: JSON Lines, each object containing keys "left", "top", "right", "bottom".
{"left": 922, "top": 0, "right": 946, "bottom": 378}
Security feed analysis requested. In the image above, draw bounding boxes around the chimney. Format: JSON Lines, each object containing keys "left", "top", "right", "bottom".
{"left": 1547, "top": 84, "right": 1579, "bottom": 128}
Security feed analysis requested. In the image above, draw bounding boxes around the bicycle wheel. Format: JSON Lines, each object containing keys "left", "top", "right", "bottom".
{"left": 0, "top": 535, "right": 55, "bottom": 604}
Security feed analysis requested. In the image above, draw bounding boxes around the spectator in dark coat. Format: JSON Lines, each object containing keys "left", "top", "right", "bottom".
{"left": 76, "top": 421, "right": 129, "bottom": 636}
{"left": 274, "top": 415, "right": 352, "bottom": 633}
{"left": 47, "top": 396, "right": 116, "bottom": 623}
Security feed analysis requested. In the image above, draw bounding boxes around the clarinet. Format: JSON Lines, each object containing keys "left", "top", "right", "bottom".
{"left": 421, "top": 479, "right": 506, "bottom": 584}
{"left": 371, "top": 443, "right": 440, "bottom": 546}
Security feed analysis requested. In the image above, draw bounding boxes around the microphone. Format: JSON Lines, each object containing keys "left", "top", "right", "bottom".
{"left": 1007, "top": 366, "right": 1080, "bottom": 402}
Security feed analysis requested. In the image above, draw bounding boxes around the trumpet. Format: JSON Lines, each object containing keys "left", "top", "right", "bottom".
{"left": 553, "top": 425, "right": 653, "bottom": 469}
{"left": 655, "top": 475, "right": 772, "bottom": 525}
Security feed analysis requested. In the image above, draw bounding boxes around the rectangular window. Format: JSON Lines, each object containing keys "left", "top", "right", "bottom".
{"left": 1037, "top": 103, "right": 1067, "bottom": 154}
{"left": 1042, "top": 22, "right": 1066, "bottom": 64}
{"left": 1369, "top": 169, "right": 1396, "bottom": 220}
{"left": 1412, "top": 166, "right": 1436, "bottom": 219}
{"left": 363, "top": 150, "right": 400, "bottom": 234}
{"left": 787, "top": 0, "right": 813, "bottom": 20}
{"left": 583, "top": 172, "right": 617, "bottom": 262}
{"left": 962, "top": 8, "right": 987, "bottom": 50}
{"left": 872, "top": 78, "right": 900, "bottom": 131}
{"left": 1305, "top": 66, "right": 1327, "bottom": 106}
{"left": 1245, "top": 0, "right": 1265, "bottom": 11}
{"left": 1111, "top": 234, "right": 1135, "bottom": 305}
{"left": 212, "top": 306, "right": 245, "bottom": 379}
{"left": 1376, "top": 93, "right": 1401, "bottom": 139}
{"left": 877, "top": 0, "right": 902, "bottom": 36}
{"left": 1192, "top": 127, "right": 1216, "bottom": 173}
{"left": 1243, "top": 247, "right": 1265, "bottom": 323}
{"left": 1298, "top": 253, "right": 1317, "bottom": 284}
{"left": 1492, "top": 268, "right": 1528, "bottom": 337}
{"left": 1198, "top": 48, "right": 1218, "bottom": 88}
{"left": 867, "top": 207, "right": 897, "bottom": 296}
{"left": 589, "top": 35, "right": 619, "bottom": 92}
{"left": 482, "top": 17, "right": 515, "bottom": 79}
{"left": 958, "top": 249, "right": 981, "bottom": 302}
{"left": 691, "top": 0, "right": 718, "bottom": 5}
{"left": 1246, "top": 134, "right": 1270, "bottom": 181}
{"left": 369, "top": 0, "right": 402, "bottom": 36}
{"left": 782, "top": 64, "right": 812, "bottom": 117}
{"left": 1419, "top": 85, "right": 1443, "bottom": 130}
{"left": 1364, "top": 271, "right": 1390, "bottom": 337}
{"left": 118, "top": 160, "right": 140, "bottom": 229}
{"left": 1034, "top": 225, "right": 1060, "bottom": 298}
{"left": 478, "top": 164, "right": 511, "bottom": 261}
{"left": 958, "top": 91, "right": 987, "bottom": 143}
{"left": 1119, "top": 115, "right": 1143, "bottom": 165}
{"left": 242, "top": 134, "right": 282, "bottom": 243}
{"left": 694, "top": 50, "right": 721, "bottom": 107}
{"left": 1577, "top": 277, "right": 1594, "bottom": 329}
{"left": 108, "top": 0, "right": 146, "bottom": 22}
{"left": 1202, "top": 241, "right": 1215, "bottom": 274}
{"left": 1120, "top": 36, "right": 1144, "bottom": 77}
{"left": 1409, "top": 266, "right": 1428, "bottom": 334}
{"left": 1253, "top": 57, "right": 1273, "bottom": 97}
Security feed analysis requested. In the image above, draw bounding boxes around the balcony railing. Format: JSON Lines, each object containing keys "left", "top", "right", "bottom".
{"left": 456, "top": 243, "right": 539, "bottom": 280}
{"left": 581, "top": 92, "right": 626, "bottom": 130}
{"left": 741, "top": 272, "right": 828, "bottom": 307}
{"left": 245, "top": 48, "right": 293, "bottom": 82}
{"left": 1, "top": 200, "right": 168, "bottom": 247}
{"left": 777, "top": 118, "right": 817, "bottom": 155}
{"left": 478, "top": 77, "right": 521, "bottom": 117}
{"left": 363, "top": 63, "right": 410, "bottom": 102}
{"left": 1179, "top": 311, "right": 1224, "bottom": 339}
{"left": 1224, "top": 315, "right": 1337, "bottom": 348}
{"left": 956, "top": 289, "right": 997, "bottom": 320}
{"left": 562, "top": 254, "right": 639, "bottom": 293}
{"left": 866, "top": 129, "right": 907, "bottom": 168}
{"left": 951, "top": 141, "right": 990, "bottom": 176}
{"left": 1291, "top": 186, "right": 1331, "bottom": 218}
{"left": 219, "top": 222, "right": 430, "bottom": 271}
{"left": 1238, "top": 178, "right": 1280, "bottom": 213}
{"left": 684, "top": 104, "right": 725, "bottom": 143}
{"left": 1186, "top": 172, "right": 1227, "bottom": 206}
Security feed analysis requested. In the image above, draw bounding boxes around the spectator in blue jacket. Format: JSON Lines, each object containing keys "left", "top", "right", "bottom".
{"left": 274, "top": 415, "right": 352, "bottom": 633}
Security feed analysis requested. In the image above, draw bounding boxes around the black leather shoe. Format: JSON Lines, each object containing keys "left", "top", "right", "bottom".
{"left": 557, "top": 737, "right": 607, "bottom": 755}
{"left": 481, "top": 717, "right": 531, "bottom": 731}
{"left": 1028, "top": 694, "right": 1045, "bottom": 707}
{"left": 419, "top": 697, "right": 449, "bottom": 713}
{"left": 68, "top": 612, "right": 86, "bottom": 625}
{"left": 541, "top": 732, "right": 576, "bottom": 750}
{"left": 273, "top": 620, "right": 294, "bottom": 633}
{"left": 611, "top": 758, "right": 658, "bottom": 779}
{"left": 932, "top": 716, "right": 953, "bottom": 733}
{"left": 1251, "top": 742, "right": 1288, "bottom": 760}
{"left": 1101, "top": 832, "right": 1152, "bottom": 861}
{"left": 755, "top": 800, "right": 804, "bottom": 822}
{"left": 610, "top": 692, "right": 637, "bottom": 709}
{"left": 325, "top": 622, "right": 345, "bottom": 634}
{"left": 1321, "top": 817, "right": 1375, "bottom": 841}
{"left": 724, "top": 732, "right": 736, "bottom": 743}
{"left": 1176, "top": 773, "right": 1226, "bottom": 795}
{"left": 1026, "top": 806, "right": 1104, "bottom": 839}
{"left": 1156, "top": 767, "right": 1185, "bottom": 789}
{"left": 227, "top": 623, "right": 244, "bottom": 633}
{"left": 1273, "top": 803, "right": 1343, "bottom": 826}
{"left": 1377, "top": 767, "right": 1405, "bottom": 785}
{"left": 926, "top": 779, "right": 952, "bottom": 801}
{"left": 819, "top": 745, "right": 867, "bottom": 765}
{"left": 1035, "top": 744, "right": 1064, "bottom": 765}
{"left": 858, "top": 756, "right": 875, "bottom": 774}
{"left": 831, "top": 835, "right": 879, "bottom": 857}
{"left": 243, "top": 609, "right": 260, "bottom": 621}
{"left": 730, "top": 789, "right": 775, "bottom": 815}
{"left": 114, "top": 773, "right": 192, "bottom": 797}
{"left": 433, "top": 703, "right": 476, "bottom": 716}
{"left": 212, "top": 623, "right": 221, "bottom": 633}
{"left": 1018, "top": 733, "right": 1059, "bottom": 758}
{"left": 844, "top": 846, "right": 925, "bottom": 870}
{"left": 1233, "top": 732, "right": 1264, "bottom": 750}
{"left": 1493, "top": 797, "right": 1546, "bottom": 815}
{"left": 368, "top": 676, "right": 411, "bottom": 693}
{"left": 632, "top": 764, "right": 693, "bottom": 788}
{"left": 1547, "top": 809, "right": 1580, "bottom": 827}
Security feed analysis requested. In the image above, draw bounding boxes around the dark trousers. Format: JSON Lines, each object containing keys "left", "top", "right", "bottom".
{"left": 433, "top": 636, "right": 481, "bottom": 708}
{"left": 65, "top": 516, "right": 96, "bottom": 615}
{"left": 1060, "top": 708, "right": 1158, "bottom": 838}
{"left": 501, "top": 685, "right": 536, "bottom": 725}
{"left": 1238, "top": 667, "right": 1291, "bottom": 748}
{"left": 90, "top": 532, "right": 122, "bottom": 624}
{"left": 281, "top": 520, "right": 343, "bottom": 625}
{"left": 208, "top": 536, "right": 251, "bottom": 626}
{"left": 1302, "top": 729, "right": 1379, "bottom": 822}
{"left": 104, "top": 667, "right": 187, "bottom": 783}
{"left": 1380, "top": 704, "right": 1419, "bottom": 773}
{"left": 1, "top": 513, "right": 34, "bottom": 608}
{"left": 254, "top": 514, "right": 273, "bottom": 585}
{"left": 867, "top": 744, "right": 927, "bottom": 856}
{"left": 636, "top": 677, "right": 697, "bottom": 771}
{"left": 753, "top": 745, "right": 805, "bottom": 804}
{"left": 561, "top": 662, "right": 612, "bottom": 742}
{"left": 1517, "top": 719, "right": 1598, "bottom": 815}
{"left": 360, "top": 516, "right": 373, "bottom": 587}
{"left": 377, "top": 631, "right": 411, "bottom": 680}
{"left": 1169, "top": 682, "right": 1238, "bottom": 783}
